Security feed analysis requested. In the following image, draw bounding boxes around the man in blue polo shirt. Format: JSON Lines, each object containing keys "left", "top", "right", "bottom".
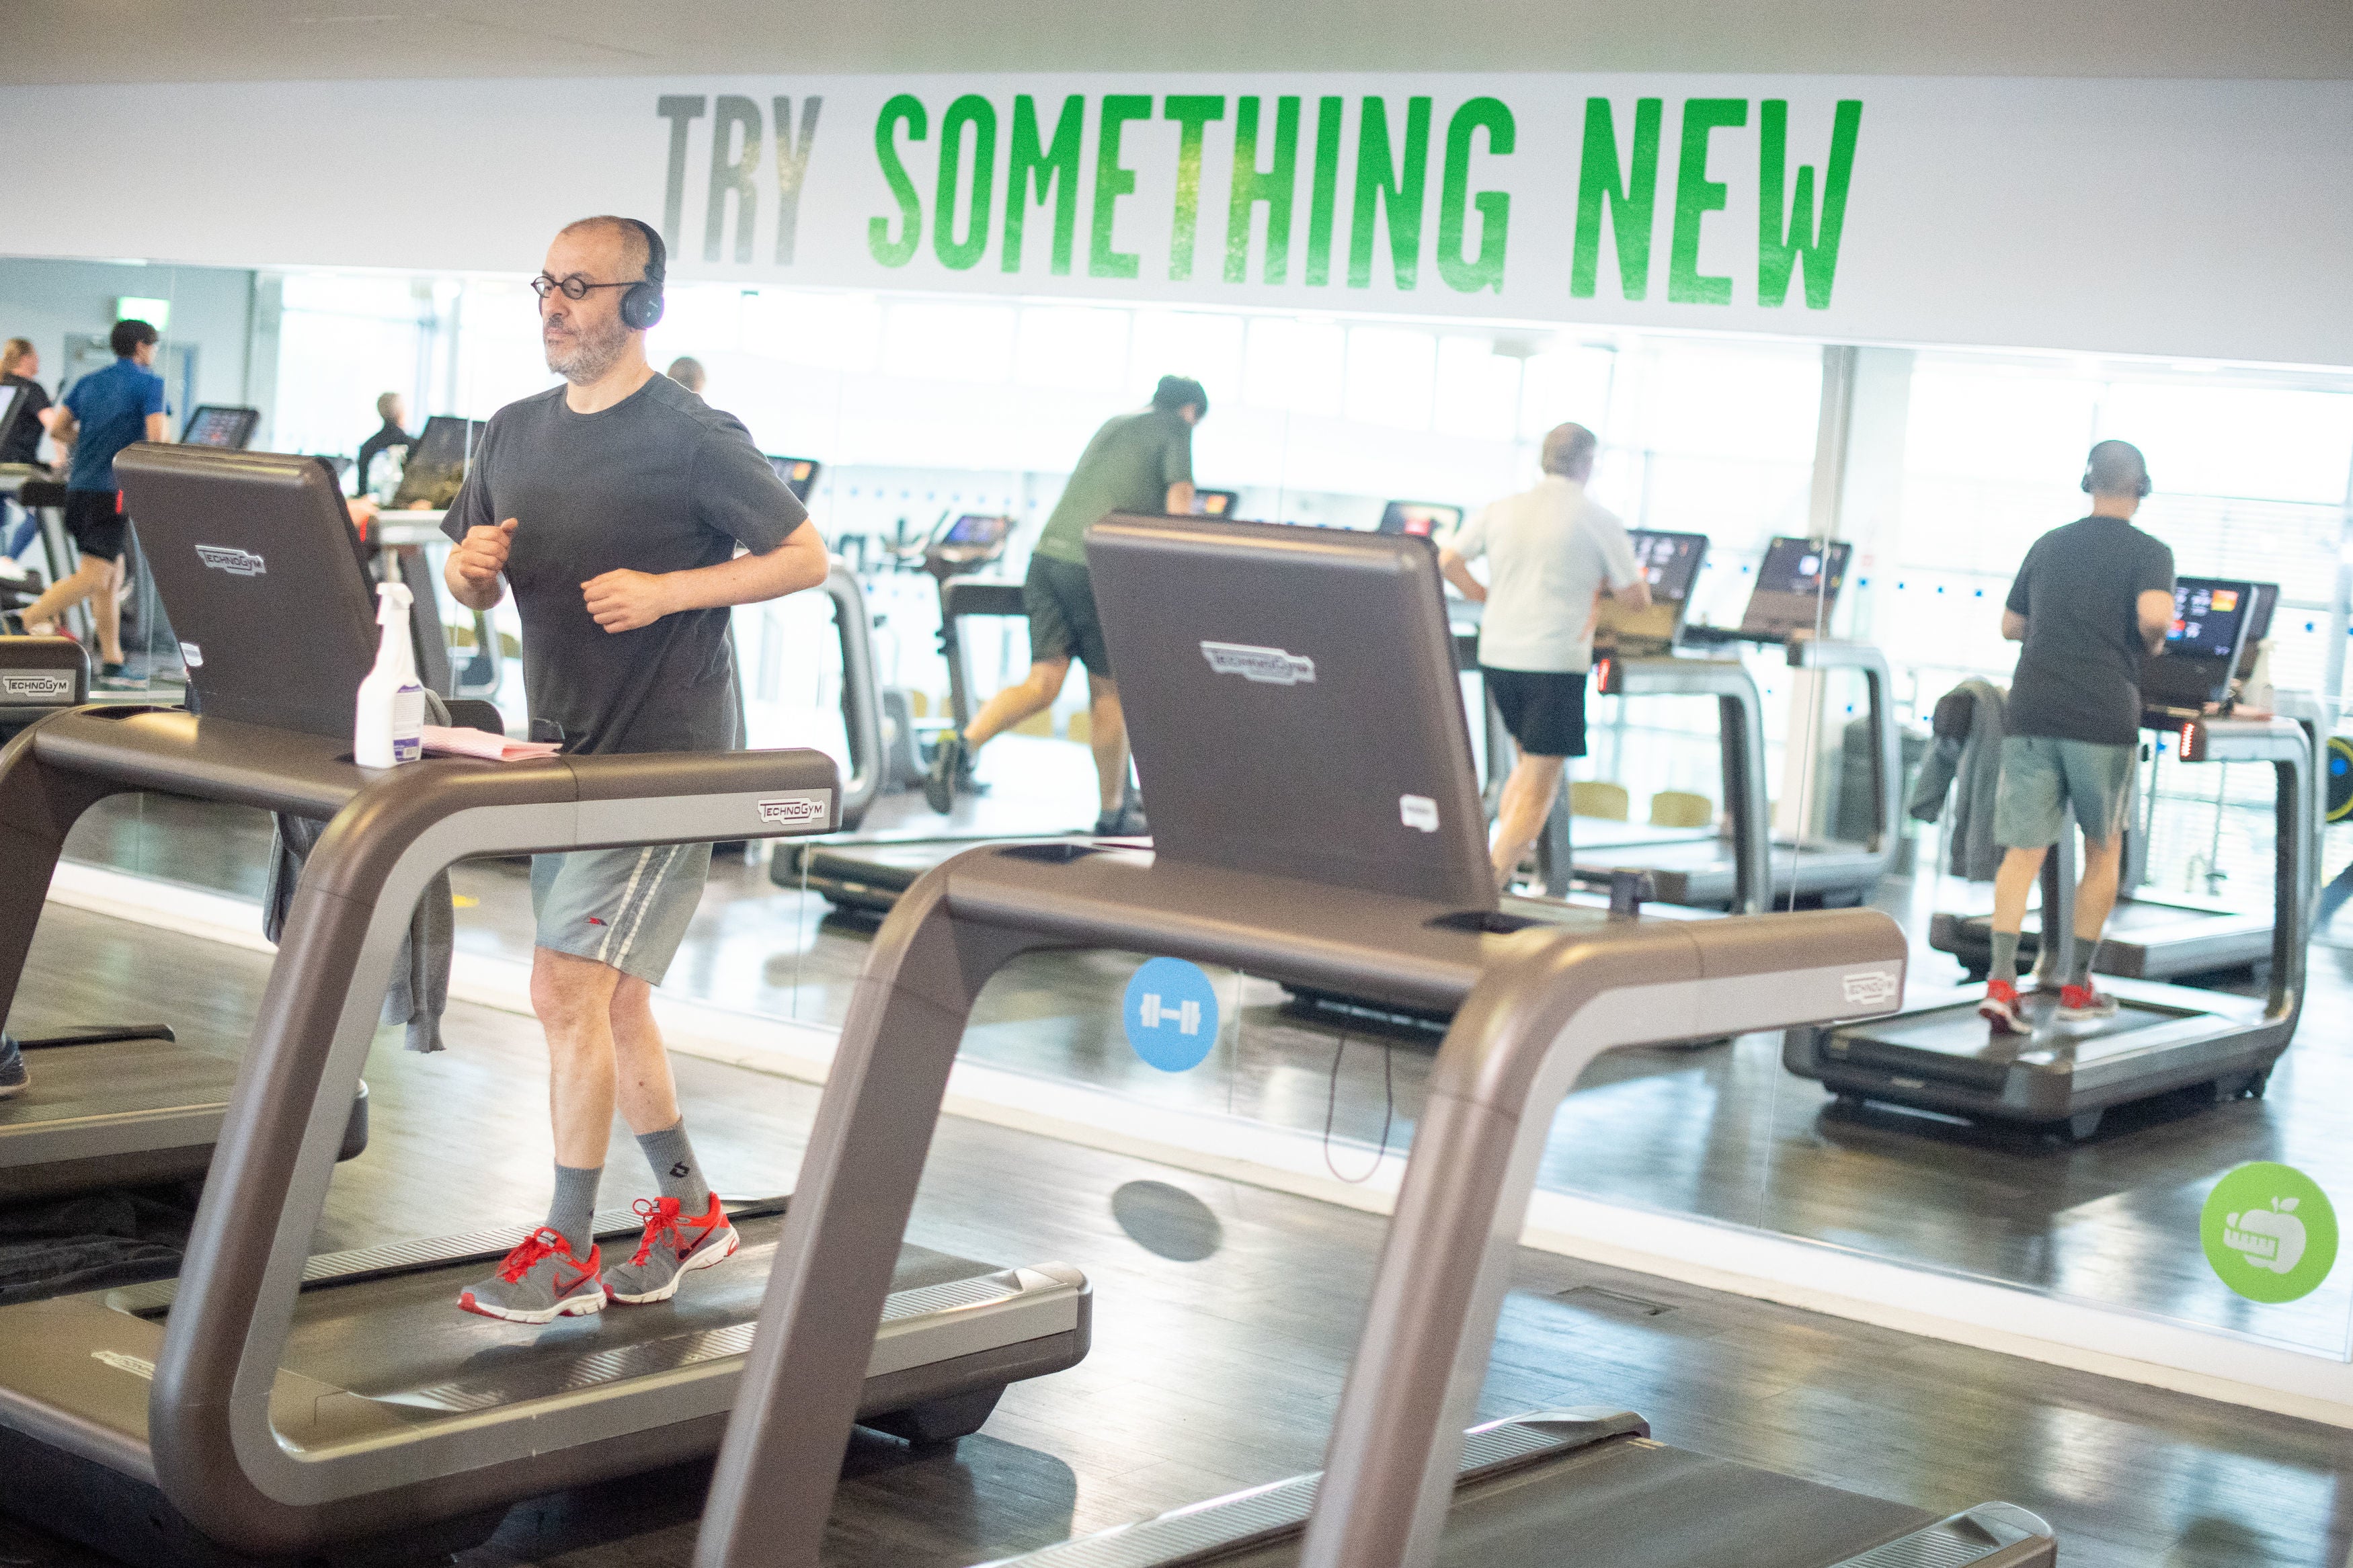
{"left": 15, "top": 320, "right": 167, "bottom": 683}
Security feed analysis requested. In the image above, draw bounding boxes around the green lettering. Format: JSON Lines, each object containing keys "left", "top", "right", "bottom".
{"left": 1668, "top": 98, "right": 1745, "bottom": 306}
{"left": 932, "top": 95, "right": 998, "bottom": 271}
{"left": 1004, "top": 94, "right": 1082, "bottom": 275}
{"left": 1758, "top": 99, "right": 1862, "bottom": 308}
{"left": 1164, "top": 95, "right": 1226, "bottom": 281}
{"left": 869, "top": 94, "right": 926, "bottom": 268}
{"left": 1570, "top": 97, "right": 1661, "bottom": 300}
{"left": 1224, "top": 96, "right": 1300, "bottom": 285}
{"left": 1090, "top": 94, "right": 1152, "bottom": 280}
{"left": 1349, "top": 96, "right": 1432, "bottom": 290}
{"left": 1436, "top": 97, "right": 1511, "bottom": 294}
{"left": 1304, "top": 96, "right": 1343, "bottom": 286}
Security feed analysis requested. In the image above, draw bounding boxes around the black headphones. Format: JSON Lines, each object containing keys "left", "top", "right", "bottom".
{"left": 2081, "top": 442, "right": 2152, "bottom": 499}
{"left": 619, "top": 218, "right": 667, "bottom": 332}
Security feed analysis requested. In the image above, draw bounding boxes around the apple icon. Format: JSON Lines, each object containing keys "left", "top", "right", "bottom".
{"left": 2225, "top": 1197, "right": 2307, "bottom": 1276}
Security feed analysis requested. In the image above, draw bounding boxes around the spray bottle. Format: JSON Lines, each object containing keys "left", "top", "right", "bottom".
{"left": 354, "top": 581, "right": 424, "bottom": 767}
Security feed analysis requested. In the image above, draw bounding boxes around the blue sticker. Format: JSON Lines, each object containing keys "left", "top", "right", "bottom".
{"left": 1123, "top": 958, "right": 1221, "bottom": 1072}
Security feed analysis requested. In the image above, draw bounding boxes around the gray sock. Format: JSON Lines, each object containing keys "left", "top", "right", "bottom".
{"left": 2067, "top": 939, "right": 2097, "bottom": 989}
{"left": 637, "top": 1120, "right": 713, "bottom": 1212}
{"left": 547, "top": 1163, "right": 602, "bottom": 1256}
{"left": 1990, "top": 931, "right": 2021, "bottom": 987}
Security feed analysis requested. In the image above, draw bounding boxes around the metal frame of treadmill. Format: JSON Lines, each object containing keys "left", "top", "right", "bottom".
{"left": 1784, "top": 714, "right": 2314, "bottom": 1128}
{"left": 0, "top": 707, "right": 1078, "bottom": 1557}
{"left": 694, "top": 842, "right": 1914, "bottom": 1568}
{"left": 1579, "top": 652, "right": 1773, "bottom": 913}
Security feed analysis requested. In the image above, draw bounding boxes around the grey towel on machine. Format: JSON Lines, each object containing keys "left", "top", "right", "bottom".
{"left": 262, "top": 691, "right": 456, "bottom": 1054}
{"left": 1907, "top": 678, "right": 2008, "bottom": 883}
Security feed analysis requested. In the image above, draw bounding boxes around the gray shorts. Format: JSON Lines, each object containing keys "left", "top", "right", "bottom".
{"left": 531, "top": 842, "right": 713, "bottom": 985}
{"left": 1994, "top": 736, "right": 2137, "bottom": 848}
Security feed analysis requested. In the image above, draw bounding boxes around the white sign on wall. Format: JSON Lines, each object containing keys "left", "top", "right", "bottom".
{"left": 3, "top": 73, "right": 2349, "bottom": 366}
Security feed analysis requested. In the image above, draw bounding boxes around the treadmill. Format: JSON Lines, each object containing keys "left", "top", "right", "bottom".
{"left": 1786, "top": 702, "right": 2315, "bottom": 1139}
{"left": 1587, "top": 537, "right": 1900, "bottom": 909}
{"left": 765, "top": 453, "right": 822, "bottom": 501}
{"left": 1931, "top": 578, "right": 2286, "bottom": 982}
{"left": 783, "top": 513, "right": 1138, "bottom": 913}
{"left": 694, "top": 513, "right": 2055, "bottom": 1568}
{"left": 0, "top": 445, "right": 1090, "bottom": 1567}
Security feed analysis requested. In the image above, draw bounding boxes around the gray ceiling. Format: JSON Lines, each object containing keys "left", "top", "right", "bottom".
{"left": 5, "top": 0, "right": 2351, "bottom": 85}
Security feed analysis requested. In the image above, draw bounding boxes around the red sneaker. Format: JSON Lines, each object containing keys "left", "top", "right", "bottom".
{"left": 603, "top": 1193, "right": 740, "bottom": 1305}
{"left": 458, "top": 1227, "right": 604, "bottom": 1323}
{"left": 2057, "top": 983, "right": 2120, "bottom": 1022}
{"left": 1979, "top": 979, "right": 2028, "bottom": 1035}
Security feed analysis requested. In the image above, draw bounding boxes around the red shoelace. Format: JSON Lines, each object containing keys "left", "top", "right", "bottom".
{"left": 628, "top": 1196, "right": 685, "bottom": 1267}
{"left": 499, "top": 1227, "right": 571, "bottom": 1282}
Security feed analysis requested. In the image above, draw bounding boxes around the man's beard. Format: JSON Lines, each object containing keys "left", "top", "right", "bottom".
{"left": 545, "top": 315, "right": 629, "bottom": 384}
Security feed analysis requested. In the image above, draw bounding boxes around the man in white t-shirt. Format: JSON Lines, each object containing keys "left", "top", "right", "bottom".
{"left": 1439, "top": 423, "right": 1649, "bottom": 889}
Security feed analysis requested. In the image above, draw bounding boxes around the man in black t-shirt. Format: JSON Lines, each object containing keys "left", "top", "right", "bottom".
{"left": 1979, "top": 440, "right": 2175, "bottom": 1034}
{"left": 440, "top": 215, "right": 828, "bottom": 1321}
{"left": 354, "top": 391, "right": 415, "bottom": 499}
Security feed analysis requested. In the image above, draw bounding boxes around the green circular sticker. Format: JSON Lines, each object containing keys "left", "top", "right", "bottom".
{"left": 2201, "top": 1162, "right": 2340, "bottom": 1303}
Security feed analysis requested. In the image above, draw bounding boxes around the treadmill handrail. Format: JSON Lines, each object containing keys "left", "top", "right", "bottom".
{"left": 1593, "top": 654, "right": 1771, "bottom": 913}
{"left": 693, "top": 846, "right": 1906, "bottom": 1568}
{"left": 2176, "top": 714, "right": 2313, "bottom": 1027}
{"left": 0, "top": 712, "right": 840, "bottom": 1554}
{"left": 938, "top": 575, "right": 1027, "bottom": 731}
{"left": 823, "top": 563, "right": 885, "bottom": 831}
{"left": 1786, "top": 636, "right": 1902, "bottom": 864}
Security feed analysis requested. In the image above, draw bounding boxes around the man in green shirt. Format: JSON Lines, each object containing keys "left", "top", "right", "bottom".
{"left": 926, "top": 375, "right": 1206, "bottom": 835}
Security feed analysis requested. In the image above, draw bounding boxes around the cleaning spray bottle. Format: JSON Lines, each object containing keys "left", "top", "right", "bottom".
{"left": 354, "top": 581, "right": 424, "bottom": 767}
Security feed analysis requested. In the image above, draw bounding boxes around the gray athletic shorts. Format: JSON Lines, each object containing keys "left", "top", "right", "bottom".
{"left": 531, "top": 842, "right": 714, "bottom": 985}
{"left": 1994, "top": 736, "right": 2137, "bottom": 848}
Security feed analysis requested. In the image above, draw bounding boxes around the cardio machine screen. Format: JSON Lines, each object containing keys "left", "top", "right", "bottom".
{"left": 391, "top": 415, "right": 487, "bottom": 509}
{"left": 1756, "top": 536, "right": 1851, "bottom": 597}
{"left": 181, "top": 405, "right": 260, "bottom": 449}
{"left": 0, "top": 384, "right": 23, "bottom": 453}
{"left": 2169, "top": 579, "right": 2251, "bottom": 663}
{"left": 942, "top": 513, "right": 1010, "bottom": 546}
{"left": 1629, "top": 530, "right": 1706, "bottom": 602}
{"left": 766, "top": 454, "right": 821, "bottom": 501}
{"left": 1378, "top": 501, "right": 1464, "bottom": 540}
{"left": 1193, "top": 489, "right": 1239, "bottom": 516}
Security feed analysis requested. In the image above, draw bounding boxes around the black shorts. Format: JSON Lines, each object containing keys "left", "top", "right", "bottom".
{"left": 1482, "top": 665, "right": 1589, "bottom": 758}
{"left": 1023, "top": 554, "right": 1113, "bottom": 677}
{"left": 63, "top": 489, "right": 127, "bottom": 564}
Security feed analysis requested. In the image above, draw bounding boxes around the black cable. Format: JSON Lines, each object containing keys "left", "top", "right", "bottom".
{"left": 1320, "top": 1026, "right": 1396, "bottom": 1184}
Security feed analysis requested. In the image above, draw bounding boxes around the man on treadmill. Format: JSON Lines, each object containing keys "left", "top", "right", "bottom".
{"left": 440, "top": 216, "right": 828, "bottom": 1321}
{"left": 1440, "top": 422, "right": 1647, "bottom": 889}
{"left": 923, "top": 374, "right": 1207, "bottom": 837}
{"left": 1979, "top": 440, "right": 2174, "bottom": 1032}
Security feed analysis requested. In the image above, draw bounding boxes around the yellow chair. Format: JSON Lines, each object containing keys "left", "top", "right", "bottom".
{"left": 1648, "top": 790, "right": 1714, "bottom": 829}
{"left": 908, "top": 691, "right": 930, "bottom": 718}
{"left": 1570, "top": 781, "right": 1630, "bottom": 821}
{"left": 1066, "top": 710, "right": 1092, "bottom": 746}
{"left": 1012, "top": 710, "right": 1055, "bottom": 737}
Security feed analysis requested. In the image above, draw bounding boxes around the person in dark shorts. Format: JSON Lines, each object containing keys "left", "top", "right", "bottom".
{"left": 440, "top": 215, "right": 829, "bottom": 1321}
{"left": 1440, "top": 423, "right": 1647, "bottom": 889}
{"left": 13, "top": 320, "right": 165, "bottom": 684}
{"left": 924, "top": 374, "right": 1205, "bottom": 835}
{"left": 1979, "top": 440, "right": 2176, "bottom": 1033}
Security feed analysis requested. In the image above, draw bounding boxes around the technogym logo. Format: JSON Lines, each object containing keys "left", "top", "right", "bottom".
{"left": 0, "top": 673, "right": 72, "bottom": 700}
{"left": 1199, "top": 641, "right": 1316, "bottom": 686}
{"left": 756, "top": 794, "right": 830, "bottom": 826}
{"left": 652, "top": 87, "right": 1862, "bottom": 308}
{"left": 195, "top": 545, "right": 266, "bottom": 577}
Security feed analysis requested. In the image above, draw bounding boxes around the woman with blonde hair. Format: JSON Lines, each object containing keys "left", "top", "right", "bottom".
{"left": 0, "top": 337, "right": 59, "bottom": 559}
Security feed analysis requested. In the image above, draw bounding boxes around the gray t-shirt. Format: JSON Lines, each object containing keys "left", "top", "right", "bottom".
{"left": 2003, "top": 515, "right": 2175, "bottom": 746}
{"left": 443, "top": 374, "right": 807, "bottom": 755}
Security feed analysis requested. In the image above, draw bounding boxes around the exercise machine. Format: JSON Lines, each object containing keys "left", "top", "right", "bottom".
{"left": 1932, "top": 578, "right": 2288, "bottom": 982}
{"left": 1588, "top": 537, "right": 1900, "bottom": 909}
{"left": 1787, "top": 701, "right": 2314, "bottom": 1139}
{"left": 0, "top": 446, "right": 1090, "bottom": 1567}
{"left": 694, "top": 513, "right": 2053, "bottom": 1568}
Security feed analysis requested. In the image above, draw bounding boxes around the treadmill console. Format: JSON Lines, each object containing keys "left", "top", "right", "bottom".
{"left": 1193, "top": 489, "right": 1240, "bottom": 518}
{"left": 766, "top": 454, "right": 822, "bottom": 501}
{"left": 2145, "top": 577, "right": 2275, "bottom": 717}
{"left": 1595, "top": 530, "right": 1708, "bottom": 655}
{"left": 1377, "top": 501, "right": 1464, "bottom": 541}
{"left": 1734, "top": 536, "right": 1852, "bottom": 642}
{"left": 390, "top": 415, "right": 487, "bottom": 510}
{"left": 181, "top": 405, "right": 260, "bottom": 450}
{"left": 0, "top": 382, "right": 25, "bottom": 456}
{"left": 924, "top": 513, "right": 1013, "bottom": 580}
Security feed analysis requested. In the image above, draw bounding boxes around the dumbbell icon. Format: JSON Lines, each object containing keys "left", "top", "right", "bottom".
{"left": 1138, "top": 993, "right": 1203, "bottom": 1036}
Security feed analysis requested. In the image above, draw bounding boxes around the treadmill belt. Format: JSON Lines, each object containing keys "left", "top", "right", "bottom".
{"left": 1833, "top": 997, "right": 2180, "bottom": 1089}
{"left": 187, "top": 1212, "right": 1006, "bottom": 1412}
{"left": 0, "top": 1034, "right": 231, "bottom": 1124}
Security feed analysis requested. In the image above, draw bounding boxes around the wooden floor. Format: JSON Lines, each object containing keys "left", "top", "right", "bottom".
{"left": 2, "top": 870, "right": 2351, "bottom": 1563}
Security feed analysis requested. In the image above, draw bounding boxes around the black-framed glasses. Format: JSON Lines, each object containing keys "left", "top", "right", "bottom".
{"left": 530, "top": 274, "right": 633, "bottom": 302}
